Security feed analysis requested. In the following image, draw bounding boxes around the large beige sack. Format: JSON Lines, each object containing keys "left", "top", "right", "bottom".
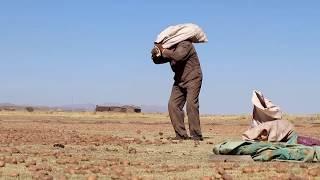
{"left": 251, "top": 90, "right": 282, "bottom": 127}
{"left": 242, "top": 120, "right": 295, "bottom": 142}
{"left": 243, "top": 90, "right": 295, "bottom": 142}
{"left": 155, "top": 23, "right": 208, "bottom": 48}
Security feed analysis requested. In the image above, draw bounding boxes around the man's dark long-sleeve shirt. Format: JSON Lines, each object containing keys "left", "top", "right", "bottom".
{"left": 152, "top": 40, "right": 202, "bottom": 86}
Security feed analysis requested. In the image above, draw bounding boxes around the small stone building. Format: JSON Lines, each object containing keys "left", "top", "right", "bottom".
{"left": 95, "top": 105, "right": 141, "bottom": 113}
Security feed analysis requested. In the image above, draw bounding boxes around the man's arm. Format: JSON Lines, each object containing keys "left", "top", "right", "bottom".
{"left": 162, "top": 41, "right": 192, "bottom": 62}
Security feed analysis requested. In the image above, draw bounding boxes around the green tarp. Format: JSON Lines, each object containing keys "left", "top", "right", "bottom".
{"left": 213, "top": 139, "right": 320, "bottom": 162}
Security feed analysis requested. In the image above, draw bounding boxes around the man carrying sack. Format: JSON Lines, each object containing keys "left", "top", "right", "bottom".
{"left": 150, "top": 23, "right": 208, "bottom": 141}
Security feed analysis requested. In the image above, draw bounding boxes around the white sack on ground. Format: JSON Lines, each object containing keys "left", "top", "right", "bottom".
{"left": 242, "top": 90, "right": 293, "bottom": 142}
{"left": 155, "top": 23, "right": 208, "bottom": 48}
{"left": 242, "top": 120, "right": 295, "bottom": 142}
{"left": 251, "top": 90, "right": 282, "bottom": 127}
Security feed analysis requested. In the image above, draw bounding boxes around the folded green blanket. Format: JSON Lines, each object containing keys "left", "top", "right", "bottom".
{"left": 213, "top": 140, "right": 320, "bottom": 162}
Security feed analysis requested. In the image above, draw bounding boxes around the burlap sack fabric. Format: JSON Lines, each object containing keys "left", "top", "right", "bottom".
{"left": 155, "top": 23, "right": 208, "bottom": 48}
{"left": 243, "top": 90, "right": 295, "bottom": 142}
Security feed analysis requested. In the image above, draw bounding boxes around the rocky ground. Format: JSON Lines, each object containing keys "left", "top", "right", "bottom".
{"left": 0, "top": 112, "right": 319, "bottom": 180}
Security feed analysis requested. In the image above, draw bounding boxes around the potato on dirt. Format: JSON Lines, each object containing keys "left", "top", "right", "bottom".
{"left": 216, "top": 167, "right": 225, "bottom": 175}
{"left": 222, "top": 173, "right": 233, "bottom": 180}
{"left": 275, "top": 165, "right": 288, "bottom": 173}
{"left": 201, "top": 176, "right": 213, "bottom": 180}
{"left": 9, "top": 172, "right": 19, "bottom": 177}
{"left": 307, "top": 167, "right": 320, "bottom": 176}
{"left": 0, "top": 161, "right": 5, "bottom": 167}
{"left": 87, "top": 175, "right": 98, "bottom": 180}
{"left": 242, "top": 166, "right": 254, "bottom": 173}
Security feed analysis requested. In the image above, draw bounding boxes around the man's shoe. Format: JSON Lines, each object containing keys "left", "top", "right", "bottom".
{"left": 191, "top": 136, "right": 204, "bottom": 141}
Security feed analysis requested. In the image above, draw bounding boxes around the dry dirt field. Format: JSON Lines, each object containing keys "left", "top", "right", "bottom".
{"left": 0, "top": 111, "right": 320, "bottom": 180}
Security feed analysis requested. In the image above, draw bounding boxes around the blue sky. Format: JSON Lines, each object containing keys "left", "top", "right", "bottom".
{"left": 0, "top": 1, "right": 319, "bottom": 114}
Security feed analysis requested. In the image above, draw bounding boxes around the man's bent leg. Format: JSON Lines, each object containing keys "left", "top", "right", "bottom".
{"left": 186, "top": 78, "right": 202, "bottom": 139}
{"left": 168, "top": 84, "right": 188, "bottom": 138}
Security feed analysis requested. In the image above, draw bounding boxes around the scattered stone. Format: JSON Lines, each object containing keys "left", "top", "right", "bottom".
{"left": 171, "top": 140, "right": 179, "bottom": 144}
{"left": 214, "top": 173, "right": 222, "bottom": 179}
{"left": 288, "top": 174, "right": 304, "bottom": 180}
{"left": 308, "top": 167, "right": 320, "bottom": 176}
{"left": 106, "top": 147, "right": 119, "bottom": 152}
{"left": 161, "top": 139, "right": 169, "bottom": 144}
{"left": 18, "top": 157, "right": 25, "bottom": 163}
{"left": 242, "top": 166, "right": 254, "bottom": 173}
{"left": 217, "top": 167, "right": 225, "bottom": 175}
{"left": 222, "top": 163, "right": 234, "bottom": 170}
{"left": 131, "top": 176, "right": 141, "bottom": 180}
{"left": 233, "top": 163, "right": 240, "bottom": 168}
{"left": 90, "top": 167, "right": 100, "bottom": 173}
{"left": 10, "top": 157, "right": 17, "bottom": 164}
{"left": 194, "top": 140, "right": 200, "bottom": 147}
{"left": 269, "top": 176, "right": 279, "bottom": 180}
{"left": 53, "top": 143, "right": 65, "bottom": 148}
{"left": 87, "top": 175, "right": 98, "bottom": 180}
{"left": 88, "top": 146, "right": 97, "bottom": 151}
{"left": 56, "top": 175, "right": 68, "bottom": 180}
{"left": 11, "top": 147, "right": 20, "bottom": 153}
{"left": 222, "top": 174, "right": 233, "bottom": 180}
{"left": 275, "top": 165, "right": 287, "bottom": 173}
{"left": 123, "top": 137, "right": 135, "bottom": 141}
{"left": 206, "top": 141, "right": 214, "bottom": 145}
{"left": 201, "top": 176, "right": 213, "bottom": 180}
{"left": 9, "top": 172, "right": 19, "bottom": 177}
{"left": 0, "top": 161, "right": 5, "bottom": 167}
{"left": 135, "top": 138, "right": 143, "bottom": 144}
{"left": 129, "top": 147, "right": 137, "bottom": 154}
{"left": 277, "top": 174, "right": 291, "bottom": 180}
{"left": 56, "top": 159, "right": 66, "bottom": 165}
{"left": 121, "top": 160, "right": 130, "bottom": 166}
{"left": 167, "top": 167, "right": 177, "bottom": 172}
{"left": 25, "top": 160, "right": 37, "bottom": 167}
{"left": 37, "top": 174, "right": 54, "bottom": 180}
{"left": 299, "top": 164, "right": 308, "bottom": 168}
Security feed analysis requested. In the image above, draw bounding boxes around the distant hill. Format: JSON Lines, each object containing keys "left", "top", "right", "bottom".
{"left": 57, "top": 103, "right": 96, "bottom": 111}
{"left": 0, "top": 103, "right": 17, "bottom": 107}
{"left": 0, "top": 103, "right": 51, "bottom": 111}
{"left": 0, "top": 102, "right": 167, "bottom": 113}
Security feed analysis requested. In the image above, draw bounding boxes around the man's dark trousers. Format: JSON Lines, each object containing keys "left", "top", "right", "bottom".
{"left": 168, "top": 76, "right": 202, "bottom": 139}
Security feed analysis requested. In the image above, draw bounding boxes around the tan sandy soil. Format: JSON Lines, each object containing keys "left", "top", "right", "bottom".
{"left": 0, "top": 111, "right": 319, "bottom": 179}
